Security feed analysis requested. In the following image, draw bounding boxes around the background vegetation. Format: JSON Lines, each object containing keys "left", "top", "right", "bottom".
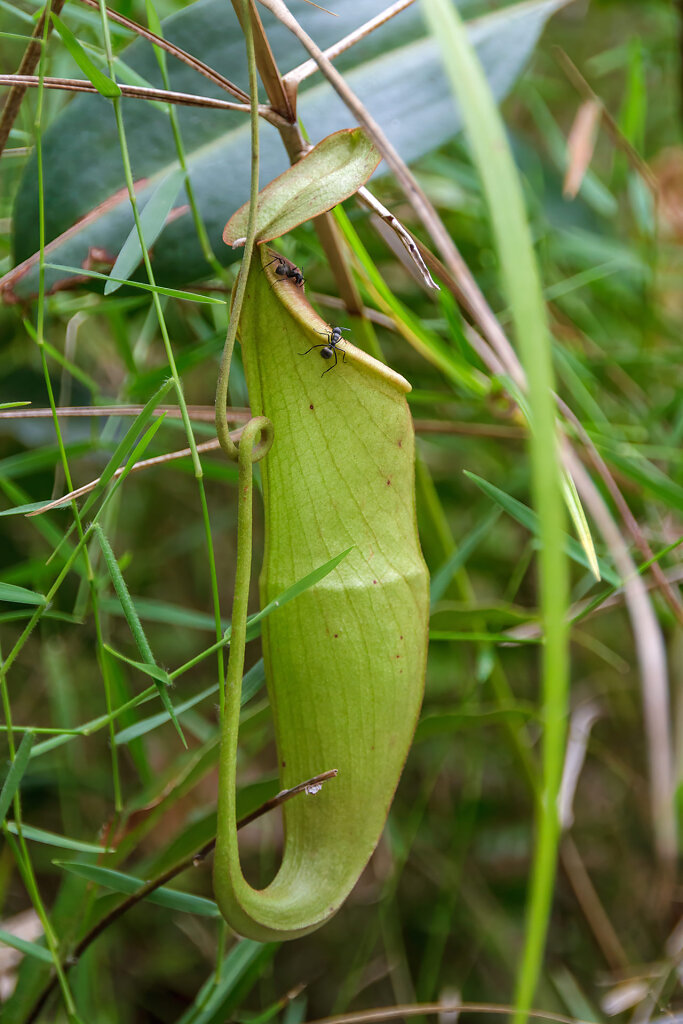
{"left": 0, "top": 0, "right": 682, "bottom": 1021}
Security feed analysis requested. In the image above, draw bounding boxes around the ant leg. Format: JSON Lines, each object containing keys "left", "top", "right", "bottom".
{"left": 321, "top": 350, "right": 339, "bottom": 376}
{"left": 341, "top": 349, "right": 347, "bottom": 363}
{"left": 299, "top": 343, "right": 327, "bottom": 355}
{"left": 261, "top": 257, "right": 279, "bottom": 272}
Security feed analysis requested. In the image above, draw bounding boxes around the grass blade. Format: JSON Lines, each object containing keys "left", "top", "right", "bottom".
{"left": 115, "top": 658, "right": 265, "bottom": 746}
{"left": 5, "top": 822, "right": 111, "bottom": 854}
{"left": 465, "top": 471, "right": 619, "bottom": 586}
{"left": 0, "top": 731, "right": 35, "bottom": 822}
{"left": 93, "top": 524, "right": 186, "bottom": 747}
{"left": 54, "top": 861, "right": 220, "bottom": 917}
{"left": 45, "top": 263, "right": 226, "bottom": 304}
{"left": 51, "top": 12, "right": 121, "bottom": 98}
{"left": 0, "top": 584, "right": 46, "bottom": 606}
{"left": 105, "top": 167, "right": 185, "bottom": 294}
{"left": 422, "top": 2, "right": 571, "bottom": 1020}
{"left": 0, "top": 927, "right": 52, "bottom": 965}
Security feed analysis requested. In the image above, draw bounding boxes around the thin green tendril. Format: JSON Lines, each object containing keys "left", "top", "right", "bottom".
{"left": 215, "top": 0, "right": 272, "bottom": 467}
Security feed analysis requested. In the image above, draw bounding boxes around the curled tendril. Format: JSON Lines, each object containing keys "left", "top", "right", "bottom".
{"left": 236, "top": 414, "right": 274, "bottom": 466}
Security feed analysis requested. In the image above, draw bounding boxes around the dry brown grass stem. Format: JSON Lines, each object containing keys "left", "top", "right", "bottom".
{"left": 286, "top": 0, "right": 417, "bottom": 87}
{"left": 560, "top": 835, "right": 629, "bottom": 971}
{"left": 0, "top": 0, "right": 66, "bottom": 158}
{"left": 303, "top": 1002, "right": 595, "bottom": 1024}
{"left": 553, "top": 47, "right": 659, "bottom": 195}
{"left": 0, "top": 404, "right": 250, "bottom": 422}
{"left": 26, "top": 437, "right": 226, "bottom": 516}
{"left": 0, "top": 75, "right": 284, "bottom": 120}
{"left": 233, "top": 0, "right": 293, "bottom": 121}
{"left": 358, "top": 187, "right": 438, "bottom": 290}
{"left": 76, "top": 0, "right": 250, "bottom": 103}
{"left": 566, "top": 451, "right": 676, "bottom": 871}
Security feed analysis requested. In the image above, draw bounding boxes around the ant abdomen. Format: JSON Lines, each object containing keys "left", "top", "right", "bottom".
{"left": 299, "top": 326, "right": 350, "bottom": 376}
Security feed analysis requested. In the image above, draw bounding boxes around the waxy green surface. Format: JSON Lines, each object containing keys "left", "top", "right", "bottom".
{"left": 214, "top": 249, "right": 429, "bottom": 939}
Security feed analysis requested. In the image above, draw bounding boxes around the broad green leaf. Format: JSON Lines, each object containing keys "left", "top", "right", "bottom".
{"left": 51, "top": 13, "right": 122, "bottom": 99}
{"left": 0, "top": 928, "right": 52, "bottom": 965}
{"left": 0, "top": 583, "right": 46, "bottom": 606}
{"left": 465, "top": 471, "right": 621, "bottom": 587}
{"left": 7, "top": 0, "right": 568, "bottom": 299}
{"left": 5, "top": 822, "right": 111, "bottom": 853}
{"left": 0, "top": 731, "right": 34, "bottom": 822}
{"left": 223, "top": 130, "right": 380, "bottom": 245}
{"left": 55, "top": 861, "right": 220, "bottom": 917}
{"left": 105, "top": 167, "right": 185, "bottom": 293}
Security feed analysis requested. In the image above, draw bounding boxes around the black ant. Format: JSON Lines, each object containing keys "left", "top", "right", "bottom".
{"left": 262, "top": 252, "right": 305, "bottom": 287}
{"left": 300, "top": 326, "right": 350, "bottom": 376}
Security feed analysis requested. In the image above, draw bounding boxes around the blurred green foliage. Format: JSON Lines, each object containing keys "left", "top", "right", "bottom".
{"left": 0, "top": 0, "right": 682, "bottom": 1021}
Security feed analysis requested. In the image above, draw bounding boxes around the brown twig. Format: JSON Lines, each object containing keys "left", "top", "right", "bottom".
{"left": 25, "top": 436, "right": 225, "bottom": 517}
{"left": 552, "top": 47, "right": 659, "bottom": 196}
{"left": 14, "top": 409, "right": 524, "bottom": 518}
{"left": 302, "top": 1002, "right": 594, "bottom": 1024}
{"left": 414, "top": 420, "right": 525, "bottom": 439}
{"left": 358, "top": 187, "right": 438, "bottom": 290}
{"left": 0, "top": 0, "right": 66, "bottom": 158}
{"left": 76, "top": 0, "right": 250, "bottom": 104}
{"left": 286, "top": 0, "right": 417, "bottom": 89}
{"left": 256, "top": 0, "right": 525, "bottom": 390}
{"left": 233, "top": 0, "right": 293, "bottom": 121}
{"left": 560, "top": 835, "right": 629, "bottom": 972}
{"left": 25, "top": 769, "right": 338, "bottom": 1023}
{"left": 0, "top": 75, "right": 283, "bottom": 119}
{"left": 0, "top": 404, "right": 250, "bottom": 422}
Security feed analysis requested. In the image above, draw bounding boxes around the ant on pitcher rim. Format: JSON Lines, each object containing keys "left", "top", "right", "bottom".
{"left": 262, "top": 252, "right": 305, "bottom": 287}
{"left": 300, "top": 326, "right": 350, "bottom": 376}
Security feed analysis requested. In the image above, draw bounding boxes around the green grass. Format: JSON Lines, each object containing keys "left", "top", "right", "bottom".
{"left": 0, "top": 0, "right": 681, "bottom": 1021}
